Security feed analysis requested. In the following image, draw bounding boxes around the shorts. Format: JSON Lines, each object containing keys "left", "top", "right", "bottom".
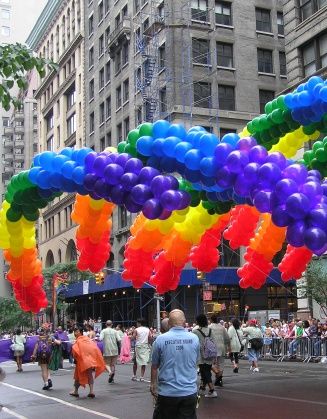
{"left": 213, "top": 356, "right": 225, "bottom": 371}
{"left": 248, "top": 348, "right": 260, "bottom": 362}
{"left": 104, "top": 355, "right": 118, "bottom": 366}
{"left": 14, "top": 350, "right": 24, "bottom": 357}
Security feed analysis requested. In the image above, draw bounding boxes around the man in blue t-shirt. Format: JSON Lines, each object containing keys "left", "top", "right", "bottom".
{"left": 150, "top": 309, "right": 200, "bottom": 419}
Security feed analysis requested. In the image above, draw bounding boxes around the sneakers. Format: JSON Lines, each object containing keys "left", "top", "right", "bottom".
{"left": 139, "top": 377, "right": 145, "bottom": 382}
{"left": 214, "top": 377, "right": 223, "bottom": 387}
{"left": 252, "top": 368, "right": 259, "bottom": 373}
{"left": 108, "top": 373, "right": 115, "bottom": 383}
{"left": 205, "top": 391, "right": 218, "bottom": 398}
{"left": 233, "top": 367, "right": 239, "bottom": 373}
{"left": 250, "top": 366, "right": 253, "bottom": 371}
{"left": 131, "top": 376, "right": 138, "bottom": 381}
{"left": 48, "top": 379, "right": 53, "bottom": 389}
{"left": 42, "top": 384, "right": 50, "bottom": 390}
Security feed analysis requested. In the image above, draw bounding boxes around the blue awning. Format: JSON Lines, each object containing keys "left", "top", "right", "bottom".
{"left": 63, "top": 268, "right": 289, "bottom": 298}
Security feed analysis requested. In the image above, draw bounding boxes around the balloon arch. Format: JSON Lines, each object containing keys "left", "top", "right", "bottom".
{"left": 2, "top": 75, "right": 327, "bottom": 312}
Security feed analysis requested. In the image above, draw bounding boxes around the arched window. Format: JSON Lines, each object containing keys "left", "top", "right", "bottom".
{"left": 58, "top": 249, "right": 62, "bottom": 263}
{"left": 65, "top": 239, "right": 77, "bottom": 262}
{"left": 56, "top": 25, "right": 60, "bottom": 58}
{"left": 107, "top": 252, "right": 114, "bottom": 269}
{"left": 67, "top": 8, "right": 71, "bottom": 43}
{"left": 50, "top": 34, "right": 54, "bottom": 60}
{"left": 71, "top": 1, "right": 75, "bottom": 37}
{"left": 62, "top": 15, "right": 66, "bottom": 50}
{"left": 118, "top": 246, "right": 125, "bottom": 268}
{"left": 45, "top": 250, "right": 55, "bottom": 268}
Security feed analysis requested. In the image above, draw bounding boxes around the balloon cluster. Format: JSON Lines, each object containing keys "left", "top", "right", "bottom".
{"left": 278, "top": 245, "right": 313, "bottom": 282}
{"left": 72, "top": 195, "right": 115, "bottom": 273}
{"left": 2, "top": 75, "right": 327, "bottom": 311}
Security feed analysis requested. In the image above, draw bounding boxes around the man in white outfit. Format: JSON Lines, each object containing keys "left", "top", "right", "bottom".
{"left": 100, "top": 320, "right": 121, "bottom": 383}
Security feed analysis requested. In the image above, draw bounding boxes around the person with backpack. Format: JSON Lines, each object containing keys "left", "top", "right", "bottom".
{"left": 209, "top": 315, "right": 230, "bottom": 387}
{"left": 192, "top": 314, "right": 218, "bottom": 398}
{"left": 31, "top": 328, "right": 61, "bottom": 390}
{"left": 242, "top": 319, "right": 264, "bottom": 373}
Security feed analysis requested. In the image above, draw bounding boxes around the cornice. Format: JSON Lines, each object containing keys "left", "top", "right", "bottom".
{"left": 42, "top": 193, "right": 76, "bottom": 219}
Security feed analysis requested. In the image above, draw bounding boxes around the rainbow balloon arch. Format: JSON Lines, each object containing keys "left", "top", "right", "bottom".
{"left": 2, "top": 75, "right": 327, "bottom": 312}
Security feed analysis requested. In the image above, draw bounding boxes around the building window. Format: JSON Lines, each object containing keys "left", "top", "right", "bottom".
{"left": 89, "top": 46, "right": 94, "bottom": 68}
{"left": 67, "top": 113, "right": 76, "bottom": 136}
{"left": 100, "top": 102, "right": 105, "bottom": 124}
{"left": 115, "top": 49, "right": 121, "bottom": 73}
{"left": 105, "top": 0, "right": 110, "bottom": 15}
{"left": 134, "top": 0, "right": 140, "bottom": 13}
{"left": 122, "top": 4, "right": 128, "bottom": 17}
{"left": 302, "top": 33, "right": 327, "bottom": 77}
{"left": 89, "top": 79, "right": 95, "bottom": 100}
{"left": 277, "top": 12, "right": 284, "bottom": 36}
{"left": 216, "top": 42, "right": 233, "bottom": 68}
{"left": 90, "top": 112, "right": 95, "bottom": 133}
{"left": 119, "top": 206, "right": 128, "bottom": 228}
{"left": 98, "top": 0, "right": 104, "bottom": 22}
{"left": 117, "top": 123, "right": 123, "bottom": 142}
{"left": 105, "top": 25, "right": 110, "bottom": 45}
{"left": 160, "top": 87, "right": 167, "bottom": 113}
{"left": 259, "top": 90, "right": 274, "bottom": 114}
{"left": 215, "top": 1, "right": 232, "bottom": 26}
{"left": 218, "top": 85, "right": 235, "bottom": 111}
{"left": 136, "top": 107, "right": 142, "bottom": 125}
{"left": 122, "top": 42, "right": 129, "bottom": 65}
{"left": 2, "top": 117, "right": 9, "bottom": 127}
{"left": 106, "top": 131, "right": 112, "bottom": 146}
{"left": 46, "top": 136, "right": 54, "bottom": 151}
{"left": 99, "top": 67, "right": 105, "bottom": 90}
{"left": 46, "top": 111, "right": 54, "bottom": 132}
{"left": 116, "top": 85, "right": 122, "bottom": 109}
{"left": 192, "top": 38, "right": 210, "bottom": 65}
{"left": 191, "top": 0, "right": 208, "bottom": 22}
{"left": 99, "top": 34, "right": 104, "bottom": 56}
{"left": 100, "top": 136, "right": 105, "bottom": 150}
{"left": 66, "top": 87, "right": 76, "bottom": 109}
{"left": 124, "top": 117, "right": 130, "bottom": 137}
{"left": 88, "top": 14, "right": 94, "bottom": 36}
{"left": 105, "top": 60, "right": 111, "bottom": 84}
{"left": 220, "top": 127, "right": 237, "bottom": 138}
{"left": 1, "top": 26, "right": 10, "bottom": 36}
{"left": 300, "top": 0, "right": 327, "bottom": 22}
{"left": 257, "top": 48, "right": 273, "bottom": 73}
{"left": 143, "top": 17, "right": 149, "bottom": 34}
{"left": 1, "top": 9, "right": 10, "bottom": 19}
{"left": 158, "top": 43, "right": 165, "bottom": 70}
{"left": 279, "top": 51, "right": 286, "bottom": 76}
{"left": 106, "top": 96, "right": 111, "bottom": 119}
{"left": 255, "top": 8, "right": 271, "bottom": 33}
{"left": 123, "top": 78, "right": 129, "bottom": 102}
{"left": 194, "top": 82, "right": 211, "bottom": 108}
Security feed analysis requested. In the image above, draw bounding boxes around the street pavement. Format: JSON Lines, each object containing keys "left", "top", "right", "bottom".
{"left": 0, "top": 359, "right": 326, "bottom": 419}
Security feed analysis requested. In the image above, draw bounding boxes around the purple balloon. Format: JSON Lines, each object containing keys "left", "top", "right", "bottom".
{"left": 285, "top": 193, "right": 310, "bottom": 219}
{"left": 322, "top": 183, "right": 327, "bottom": 196}
{"left": 160, "top": 190, "right": 181, "bottom": 211}
{"left": 124, "top": 194, "right": 143, "bottom": 213}
{"left": 286, "top": 220, "right": 305, "bottom": 247}
{"left": 104, "top": 163, "right": 124, "bottom": 185}
{"left": 93, "top": 155, "right": 109, "bottom": 177}
{"left": 138, "top": 167, "right": 160, "bottom": 185}
{"left": 177, "top": 191, "right": 191, "bottom": 209}
{"left": 307, "top": 169, "right": 322, "bottom": 181}
{"left": 120, "top": 173, "right": 139, "bottom": 191}
{"left": 253, "top": 190, "right": 272, "bottom": 213}
{"left": 83, "top": 173, "right": 98, "bottom": 191}
{"left": 110, "top": 184, "right": 127, "bottom": 205}
{"left": 282, "top": 164, "right": 308, "bottom": 185}
{"left": 142, "top": 198, "right": 163, "bottom": 220}
{"left": 115, "top": 153, "right": 130, "bottom": 168}
{"left": 243, "top": 162, "right": 260, "bottom": 183}
{"left": 248, "top": 145, "right": 268, "bottom": 164}
{"left": 307, "top": 208, "right": 327, "bottom": 231}
{"left": 131, "top": 184, "right": 153, "bottom": 205}
{"left": 304, "top": 227, "right": 327, "bottom": 251}
{"left": 226, "top": 150, "right": 249, "bottom": 173}
{"left": 301, "top": 181, "right": 323, "bottom": 205}
{"left": 166, "top": 175, "right": 179, "bottom": 190}
{"left": 214, "top": 143, "right": 233, "bottom": 166}
{"left": 235, "top": 136, "right": 257, "bottom": 151}
{"left": 159, "top": 209, "right": 172, "bottom": 220}
{"left": 258, "top": 163, "right": 282, "bottom": 186}
{"left": 275, "top": 178, "right": 298, "bottom": 202}
{"left": 266, "top": 152, "right": 287, "bottom": 169}
{"left": 94, "top": 178, "right": 109, "bottom": 197}
{"left": 271, "top": 205, "right": 292, "bottom": 227}
{"left": 124, "top": 158, "right": 143, "bottom": 175}
{"left": 313, "top": 243, "right": 327, "bottom": 256}
{"left": 150, "top": 175, "right": 172, "bottom": 198}
{"left": 216, "top": 167, "right": 236, "bottom": 188}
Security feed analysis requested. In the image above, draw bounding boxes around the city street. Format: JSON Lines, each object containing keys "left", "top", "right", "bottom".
{"left": 0, "top": 360, "right": 326, "bottom": 419}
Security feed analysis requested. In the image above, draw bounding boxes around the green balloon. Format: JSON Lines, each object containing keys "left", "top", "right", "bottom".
{"left": 303, "top": 150, "right": 314, "bottom": 164}
{"left": 271, "top": 109, "right": 284, "bottom": 124}
{"left": 303, "top": 124, "right": 318, "bottom": 135}
{"left": 6, "top": 207, "right": 22, "bottom": 222}
{"left": 138, "top": 122, "right": 153, "bottom": 137}
{"left": 117, "top": 141, "right": 127, "bottom": 153}
{"left": 5, "top": 191, "right": 13, "bottom": 203}
{"left": 277, "top": 95, "right": 287, "bottom": 111}
{"left": 264, "top": 101, "right": 273, "bottom": 115}
{"left": 207, "top": 208, "right": 216, "bottom": 215}
{"left": 312, "top": 141, "right": 323, "bottom": 152}
{"left": 23, "top": 211, "right": 39, "bottom": 222}
{"left": 315, "top": 148, "right": 327, "bottom": 163}
{"left": 127, "top": 129, "right": 140, "bottom": 147}
{"left": 125, "top": 143, "right": 137, "bottom": 157}
{"left": 311, "top": 158, "right": 324, "bottom": 171}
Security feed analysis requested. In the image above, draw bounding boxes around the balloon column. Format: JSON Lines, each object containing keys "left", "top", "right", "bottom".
{"left": 2, "top": 75, "right": 327, "bottom": 311}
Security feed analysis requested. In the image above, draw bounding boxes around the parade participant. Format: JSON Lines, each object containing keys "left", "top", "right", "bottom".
{"left": 242, "top": 319, "right": 264, "bottom": 372}
{"left": 209, "top": 315, "right": 230, "bottom": 387}
{"left": 87, "top": 324, "right": 96, "bottom": 340}
{"left": 53, "top": 326, "right": 69, "bottom": 369}
{"left": 132, "top": 318, "right": 152, "bottom": 382}
{"left": 115, "top": 324, "right": 124, "bottom": 354}
{"left": 11, "top": 329, "right": 26, "bottom": 372}
{"left": 151, "top": 309, "right": 200, "bottom": 419}
{"left": 119, "top": 330, "right": 132, "bottom": 364}
{"left": 70, "top": 325, "right": 105, "bottom": 398}
{"left": 99, "top": 320, "right": 121, "bottom": 383}
{"left": 192, "top": 314, "right": 218, "bottom": 398}
{"left": 31, "top": 328, "right": 61, "bottom": 390}
{"left": 228, "top": 318, "right": 244, "bottom": 373}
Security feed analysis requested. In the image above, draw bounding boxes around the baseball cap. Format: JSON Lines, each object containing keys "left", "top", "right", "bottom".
{"left": 249, "top": 319, "right": 257, "bottom": 326}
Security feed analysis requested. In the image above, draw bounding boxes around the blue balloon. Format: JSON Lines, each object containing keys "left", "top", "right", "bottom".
{"left": 160, "top": 157, "right": 176, "bottom": 172}
{"left": 147, "top": 156, "right": 161, "bottom": 169}
{"left": 199, "top": 133, "right": 219, "bottom": 156}
{"left": 33, "top": 154, "right": 41, "bottom": 167}
{"left": 60, "top": 147, "right": 74, "bottom": 158}
{"left": 36, "top": 170, "right": 51, "bottom": 189}
{"left": 52, "top": 155, "right": 70, "bottom": 172}
{"left": 84, "top": 151, "right": 97, "bottom": 173}
{"left": 188, "top": 126, "right": 206, "bottom": 134}
{"left": 184, "top": 149, "right": 202, "bottom": 170}
{"left": 174, "top": 141, "right": 193, "bottom": 163}
{"left": 152, "top": 138, "right": 165, "bottom": 157}
{"left": 166, "top": 124, "right": 187, "bottom": 140}
{"left": 136, "top": 136, "right": 154, "bottom": 156}
{"left": 307, "top": 76, "right": 323, "bottom": 92}
{"left": 72, "top": 166, "right": 85, "bottom": 185}
{"left": 39, "top": 151, "right": 56, "bottom": 171}
{"left": 221, "top": 133, "right": 239, "bottom": 147}
{"left": 28, "top": 167, "right": 41, "bottom": 184}
{"left": 200, "top": 157, "right": 217, "bottom": 177}
{"left": 162, "top": 136, "right": 181, "bottom": 157}
{"left": 152, "top": 120, "right": 170, "bottom": 139}
{"left": 76, "top": 148, "right": 93, "bottom": 165}
{"left": 49, "top": 172, "right": 63, "bottom": 189}
{"left": 184, "top": 169, "right": 201, "bottom": 183}
{"left": 61, "top": 178, "right": 77, "bottom": 193}
{"left": 61, "top": 161, "right": 77, "bottom": 179}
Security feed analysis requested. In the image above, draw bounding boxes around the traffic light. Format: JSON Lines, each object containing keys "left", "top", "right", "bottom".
{"left": 95, "top": 272, "right": 105, "bottom": 285}
{"left": 196, "top": 271, "right": 205, "bottom": 281}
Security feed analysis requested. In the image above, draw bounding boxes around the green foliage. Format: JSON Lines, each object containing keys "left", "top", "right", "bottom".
{"left": 0, "top": 297, "right": 32, "bottom": 331}
{"left": 0, "top": 43, "right": 58, "bottom": 110}
{"left": 300, "top": 259, "right": 327, "bottom": 317}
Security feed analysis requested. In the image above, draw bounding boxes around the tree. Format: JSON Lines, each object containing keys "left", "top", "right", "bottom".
{"left": 299, "top": 259, "right": 327, "bottom": 318}
{"left": 0, "top": 297, "right": 32, "bottom": 331}
{"left": 0, "top": 43, "right": 57, "bottom": 110}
